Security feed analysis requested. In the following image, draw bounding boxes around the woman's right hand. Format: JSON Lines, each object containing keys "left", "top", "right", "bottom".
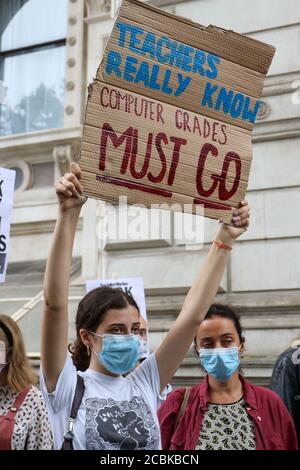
{"left": 55, "top": 162, "right": 87, "bottom": 212}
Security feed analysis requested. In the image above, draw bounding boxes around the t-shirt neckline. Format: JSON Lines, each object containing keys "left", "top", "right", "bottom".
{"left": 82, "top": 368, "right": 125, "bottom": 382}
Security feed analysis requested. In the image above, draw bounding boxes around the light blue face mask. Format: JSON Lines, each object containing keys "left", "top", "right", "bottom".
{"left": 90, "top": 332, "right": 140, "bottom": 375}
{"left": 198, "top": 346, "right": 240, "bottom": 381}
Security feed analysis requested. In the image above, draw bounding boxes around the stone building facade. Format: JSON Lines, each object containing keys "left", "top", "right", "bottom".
{"left": 0, "top": 0, "right": 299, "bottom": 386}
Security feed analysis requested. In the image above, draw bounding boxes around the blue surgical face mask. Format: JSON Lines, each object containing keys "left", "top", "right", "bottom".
{"left": 198, "top": 346, "right": 240, "bottom": 381}
{"left": 90, "top": 332, "right": 140, "bottom": 375}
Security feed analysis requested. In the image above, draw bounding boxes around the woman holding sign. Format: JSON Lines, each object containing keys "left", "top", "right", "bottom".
{"left": 40, "top": 162, "right": 250, "bottom": 450}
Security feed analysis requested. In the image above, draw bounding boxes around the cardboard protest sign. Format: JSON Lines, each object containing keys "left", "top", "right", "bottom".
{"left": 86, "top": 277, "right": 150, "bottom": 358}
{"left": 0, "top": 168, "right": 16, "bottom": 282}
{"left": 80, "top": 0, "right": 275, "bottom": 223}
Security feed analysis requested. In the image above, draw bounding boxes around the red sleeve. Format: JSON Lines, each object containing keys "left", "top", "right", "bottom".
{"left": 157, "top": 388, "right": 185, "bottom": 450}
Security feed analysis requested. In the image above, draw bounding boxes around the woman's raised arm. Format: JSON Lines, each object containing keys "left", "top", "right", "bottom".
{"left": 41, "top": 163, "right": 86, "bottom": 392}
{"left": 156, "top": 204, "right": 250, "bottom": 392}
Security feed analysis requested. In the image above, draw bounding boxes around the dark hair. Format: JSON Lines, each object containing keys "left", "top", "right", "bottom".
{"left": 69, "top": 286, "right": 140, "bottom": 371}
{"left": 194, "top": 303, "right": 245, "bottom": 354}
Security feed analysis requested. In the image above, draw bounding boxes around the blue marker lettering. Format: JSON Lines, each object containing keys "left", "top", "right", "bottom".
{"left": 135, "top": 61, "right": 150, "bottom": 86}
{"left": 202, "top": 81, "right": 218, "bottom": 108}
{"left": 106, "top": 50, "right": 122, "bottom": 77}
{"left": 181, "top": 45, "right": 194, "bottom": 72}
{"left": 116, "top": 22, "right": 132, "bottom": 48}
{"left": 175, "top": 73, "right": 191, "bottom": 97}
{"left": 129, "top": 26, "right": 145, "bottom": 55}
{"left": 156, "top": 37, "right": 171, "bottom": 64}
{"left": 175, "top": 44, "right": 185, "bottom": 68}
{"left": 242, "top": 97, "right": 260, "bottom": 123}
{"left": 142, "top": 32, "right": 156, "bottom": 59}
{"left": 161, "top": 69, "right": 173, "bottom": 94}
{"left": 149, "top": 64, "right": 161, "bottom": 90}
{"left": 215, "top": 87, "right": 233, "bottom": 114}
{"left": 206, "top": 54, "right": 221, "bottom": 79}
{"left": 231, "top": 93, "right": 244, "bottom": 118}
{"left": 124, "top": 55, "right": 138, "bottom": 82}
{"left": 192, "top": 49, "right": 207, "bottom": 77}
{"left": 169, "top": 40, "right": 180, "bottom": 67}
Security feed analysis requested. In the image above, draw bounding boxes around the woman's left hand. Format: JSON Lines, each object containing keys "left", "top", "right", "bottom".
{"left": 216, "top": 200, "right": 250, "bottom": 246}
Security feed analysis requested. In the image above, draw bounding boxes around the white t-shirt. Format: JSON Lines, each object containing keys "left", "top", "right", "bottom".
{"left": 40, "top": 352, "right": 162, "bottom": 450}
{"left": 159, "top": 383, "right": 173, "bottom": 404}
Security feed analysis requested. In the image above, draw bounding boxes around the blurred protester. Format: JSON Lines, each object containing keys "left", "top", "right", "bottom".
{"left": 0, "top": 315, "right": 52, "bottom": 450}
{"left": 137, "top": 315, "right": 172, "bottom": 402}
{"left": 138, "top": 315, "right": 150, "bottom": 363}
{"left": 270, "top": 339, "right": 300, "bottom": 447}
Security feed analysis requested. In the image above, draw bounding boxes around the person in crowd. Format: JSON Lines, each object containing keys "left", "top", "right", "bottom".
{"left": 0, "top": 315, "right": 53, "bottom": 450}
{"left": 270, "top": 339, "right": 300, "bottom": 447}
{"left": 136, "top": 314, "right": 172, "bottom": 402}
{"left": 158, "top": 304, "right": 298, "bottom": 450}
{"left": 40, "top": 162, "right": 250, "bottom": 450}
{"left": 138, "top": 315, "right": 150, "bottom": 363}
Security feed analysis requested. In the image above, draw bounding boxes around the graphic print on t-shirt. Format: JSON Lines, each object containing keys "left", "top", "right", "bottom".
{"left": 85, "top": 395, "right": 159, "bottom": 450}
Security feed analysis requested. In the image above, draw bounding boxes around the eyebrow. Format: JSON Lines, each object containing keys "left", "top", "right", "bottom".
{"left": 201, "top": 333, "right": 234, "bottom": 341}
{"left": 107, "top": 322, "right": 140, "bottom": 327}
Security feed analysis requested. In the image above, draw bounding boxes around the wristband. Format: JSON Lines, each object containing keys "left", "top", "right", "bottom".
{"left": 213, "top": 240, "right": 232, "bottom": 251}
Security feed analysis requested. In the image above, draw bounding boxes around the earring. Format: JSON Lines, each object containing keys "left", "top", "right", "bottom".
{"left": 86, "top": 345, "right": 91, "bottom": 357}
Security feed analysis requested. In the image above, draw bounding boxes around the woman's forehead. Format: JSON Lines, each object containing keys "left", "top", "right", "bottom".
{"left": 198, "top": 317, "right": 236, "bottom": 336}
{"left": 101, "top": 306, "right": 140, "bottom": 325}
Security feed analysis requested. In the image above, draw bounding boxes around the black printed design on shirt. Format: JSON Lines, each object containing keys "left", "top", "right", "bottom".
{"left": 85, "top": 396, "right": 159, "bottom": 450}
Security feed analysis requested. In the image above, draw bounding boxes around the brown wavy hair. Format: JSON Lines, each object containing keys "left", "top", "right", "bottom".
{"left": 68, "top": 286, "right": 140, "bottom": 371}
{"left": 0, "top": 314, "right": 37, "bottom": 392}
